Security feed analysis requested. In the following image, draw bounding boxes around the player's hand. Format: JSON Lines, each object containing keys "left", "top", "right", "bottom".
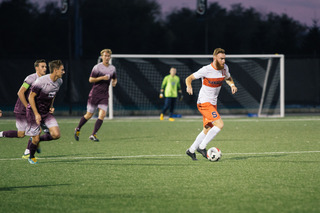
{"left": 35, "top": 113, "right": 41, "bottom": 125}
{"left": 103, "top": 74, "right": 110, "bottom": 80}
{"left": 178, "top": 92, "right": 183, "bottom": 101}
{"left": 231, "top": 85, "right": 238, "bottom": 94}
{"left": 49, "top": 107, "right": 55, "bottom": 114}
{"left": 186, "top": 87, "right": 193, "bottom": 95}
{"left": 0, "top": 110, "right": 2, "bottom": 117}
{"left": 159, "top": 93, "right": 164, "bottom": 99}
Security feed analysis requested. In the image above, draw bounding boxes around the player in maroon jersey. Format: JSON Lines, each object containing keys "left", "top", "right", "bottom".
{"left": 0, "top": 60, "right": 47, "bottom": 139}
{"left": 0, "top": 60, "right": 53, "bottom": 158}
{"left": 26, "top": 60, "right": 65, "bottom": 164}
{"left": 74, "top": 49, "right": 117, "bottom": 142}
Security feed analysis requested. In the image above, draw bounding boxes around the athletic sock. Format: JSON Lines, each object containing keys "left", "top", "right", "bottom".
{"left": 24, "top": 149, "right": 30, "bottom": 155}
{"left": 2, "top": 130, "right": 18, "bottom": 138}
{"left": 29, "top": 143, "right": 37, "bottom": 158}
{"left": 92, "top": 119, "right": 103, "bottom": 135}
{"left": 199, "top": 126, "right": 221, "bottom": 150}
{"left": 189, "top": 131, "right": 206, "bottom": 153}
{"left": 26, "top": 138, "right": 32, "bottom": 149}
{"left": 40, "top": 134, "right": 53, "bottom": 141}
{"left": 76, "top": 116, "right": 88, "bottom": 130}
{"left": 0, "top": 131, "right": 3, "bottom": 137}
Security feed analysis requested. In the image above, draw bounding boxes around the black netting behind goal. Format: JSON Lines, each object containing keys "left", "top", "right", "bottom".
{"left": 110, "top": 56, "right": 282, "bottom": 117}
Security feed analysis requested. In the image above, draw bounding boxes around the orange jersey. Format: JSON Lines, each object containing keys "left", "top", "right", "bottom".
{"left": 193, "top": 63, "right": 231, "bottom": 105}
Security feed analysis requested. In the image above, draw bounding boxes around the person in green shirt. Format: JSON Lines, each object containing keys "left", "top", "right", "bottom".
{"left": 159, "top": 67, "right": 182, "bottom": 121}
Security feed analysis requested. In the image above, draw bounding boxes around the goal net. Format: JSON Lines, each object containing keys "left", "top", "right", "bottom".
{"left": 99, "top": 54, "right": 285, "bottom": 118}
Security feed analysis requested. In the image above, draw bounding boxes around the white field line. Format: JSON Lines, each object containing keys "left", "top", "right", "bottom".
{"left": 1, "top": 151, "right": 320, "bottom": 161}
{"left": 1, "top": 117, "right": 320, "bottom": 125}
{"left": 63, "top": 117, "right": 320, "bottom": 123}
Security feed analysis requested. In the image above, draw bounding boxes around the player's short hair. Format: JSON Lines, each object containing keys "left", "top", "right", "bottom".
{"left": 34, "top": 59, "right": 46, "bottom": 68}
{"left": 213, "top": 48, "right": 225, "bottom": 56}
{"left": 49, "top": 60, "right": 63, "bottom": 73}
{"left": 100, "top": 49, "right": 112, "bottom": 56}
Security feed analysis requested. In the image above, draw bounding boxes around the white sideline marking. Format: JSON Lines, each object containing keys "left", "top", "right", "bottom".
{"left": 1, "top": 151, "right": 320, "bottom": 161}
{"left": 1, "top": 117, "right": 320, "bottom": 125}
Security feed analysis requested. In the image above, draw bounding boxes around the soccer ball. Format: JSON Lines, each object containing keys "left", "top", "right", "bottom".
{"left": 207, "top": 147, "right": 222, "bottom": 162}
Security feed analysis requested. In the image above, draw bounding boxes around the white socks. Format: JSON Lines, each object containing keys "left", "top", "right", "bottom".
{"left": 199, "top": 126, "right": 221, "bottom": 150}
{"left": 0, "top": 131, "right": 3, "bottom": 137}
{"left": 24, "top": 149, "right": 30, "bottom": 155}
{"left": 189, "top": 131, "right": 206, "bottom": 153}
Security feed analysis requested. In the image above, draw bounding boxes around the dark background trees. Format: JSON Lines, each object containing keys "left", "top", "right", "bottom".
{"left": 0, "top": 0, "right": 319, "bottom": 58}
{"left": 0, "top": 0, "right": 320, "bottom": 112}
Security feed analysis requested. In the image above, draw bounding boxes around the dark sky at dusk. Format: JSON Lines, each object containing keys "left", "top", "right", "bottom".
{"left": 21, "top": 0, "right": 320, "bottom": 26}
{"left": 160, "top": 0, "right": 319, "bottom": 26}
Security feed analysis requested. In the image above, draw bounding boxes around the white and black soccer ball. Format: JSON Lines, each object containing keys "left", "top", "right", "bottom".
{"left": 207, "top": 147, "right": 222, "bottom": 162}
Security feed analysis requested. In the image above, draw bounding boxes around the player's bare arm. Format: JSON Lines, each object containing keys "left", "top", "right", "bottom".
{"left": 28, "top": 91, "right": 41, "bottom": 125}
{"left": 112, "top": 78, "right": 117, "bottom": 87}
{"left": 185, "top": 74, "right": 196, "bottom": 95}
{"left": 49, "top": 97, "right": 55, "bottom": 114}
{"left": 89, "top": 75, "right": 110, "bottom": 83}
{"left": 225, "top": 77, "right": 238, "bottom": 94}
{"left": 17, "top": 85, "right": 29, "bottom": 108}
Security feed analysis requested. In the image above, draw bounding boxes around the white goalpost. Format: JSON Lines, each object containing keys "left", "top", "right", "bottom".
{"left": 98, "top": 54, "right": 285, "bottom": 118}
{"left": 226, "top": 54, "right": 285, "bottom": 117}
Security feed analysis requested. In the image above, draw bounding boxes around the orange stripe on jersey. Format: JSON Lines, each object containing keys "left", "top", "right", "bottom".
{"left": 203, "top": 77, "right": 225, "bottom": 88}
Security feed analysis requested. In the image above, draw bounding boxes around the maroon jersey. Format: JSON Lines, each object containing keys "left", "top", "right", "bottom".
{"left": 14, "top": 73, "right": 40, "bottom": 115}
{"left": 30, "top": 74, "right": 63, "bottom": 115}
{"left": 88, "top": 63, "right": 116, "bottom": 105}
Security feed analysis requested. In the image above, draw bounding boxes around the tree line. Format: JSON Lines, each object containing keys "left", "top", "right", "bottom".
{"left": 0, "top": 0, "right": 319, "bottom": 58}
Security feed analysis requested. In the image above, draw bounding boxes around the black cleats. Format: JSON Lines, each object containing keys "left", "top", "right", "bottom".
{"left": 186, "top": 149, "right": 198, "bottom": 161}
{"left": 197, "top": 148, "right": 207, "bottom": 158}
{"left": 74, "top": 129, "right": 80, "bottom": 141}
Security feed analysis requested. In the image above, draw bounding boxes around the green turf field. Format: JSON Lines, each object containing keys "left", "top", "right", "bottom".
{"left": 0, "top": 116, "right": 319, "bottom": 212}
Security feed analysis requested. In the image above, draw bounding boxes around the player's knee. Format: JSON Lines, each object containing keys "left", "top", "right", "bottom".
{"left": 52, "top": 134, "right": 60, "bottom": 140}
{"left": 17, "top": 131, "right": 25, "bottom": 138}
{"left": 203, "top": 123, "right": 213, "bottom": 134}
{"left": 203, "top": 127, "right": 210, "bottom": 134}
{"left": 32, "top": 137, "right": 40, "bottom": 144}
{"left": 214, "top": 119, "right": 224, "bottom": 129}
{"left": 51, "top": 132, "right": 60, "bottom": 139}
{"left": 98, "top": 110, "right": 106, "bottom": 119}
{"left": 84, "top": 112, "right": 93, "bottom": 120}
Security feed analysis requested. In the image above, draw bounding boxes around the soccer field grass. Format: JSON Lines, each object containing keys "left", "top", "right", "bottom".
{"left": 0, "top": 116, "right": 320, "bottom": 212}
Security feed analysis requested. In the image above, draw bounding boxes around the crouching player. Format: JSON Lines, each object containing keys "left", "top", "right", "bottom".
{"left": 25, "top": 60, "right": 65, "bottom": 164}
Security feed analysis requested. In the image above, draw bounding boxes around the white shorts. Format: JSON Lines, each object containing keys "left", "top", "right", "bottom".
{"left": 25, "top": 109, "right": 59, "bottom": 137}
{"left": 15, "top": 113, "right": 28, "bottom": 132}
{"left": 87, "top": 103, "right": 108, "bottom": 114}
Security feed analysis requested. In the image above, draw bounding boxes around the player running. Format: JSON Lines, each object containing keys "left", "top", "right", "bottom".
{"left": 0, "top": 60, "right": 50, "bottom": 157}
{"left": 74, "top": 49, "right": 117, "bottom": 142}
{"left": 25, "top": 60, "right": 65, "bottom": 164}
{"left": 185, "top": 48, "right": 238, "bottom": 161}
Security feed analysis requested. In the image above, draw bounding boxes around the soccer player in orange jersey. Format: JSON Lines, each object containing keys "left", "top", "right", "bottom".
{"left": 185, "top": 48, "right": 238, "bottom": 161}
